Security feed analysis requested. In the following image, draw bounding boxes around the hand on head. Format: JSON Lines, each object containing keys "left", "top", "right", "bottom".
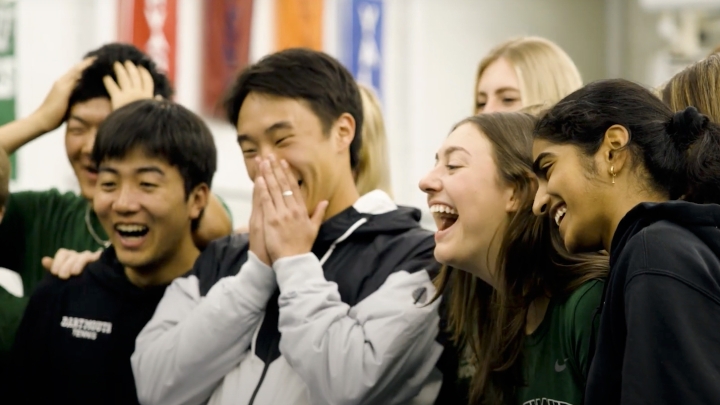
{"left": 249, "top": 155, "right": 328, "bottom": 265}
{"left": 33, "top": 57, "right": 96, "bottom": 133}
{"left": 103, "top": 61, "right": 158, "bottom": 111}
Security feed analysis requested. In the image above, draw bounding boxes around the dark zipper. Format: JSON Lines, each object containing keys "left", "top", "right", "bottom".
{"left": 247, "top": 334, "right": 279, "bottom": 405}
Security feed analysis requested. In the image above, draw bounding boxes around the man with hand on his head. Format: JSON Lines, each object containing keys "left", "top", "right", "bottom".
{"left": 0, "top": 44, "right": 232, "bottom": 366}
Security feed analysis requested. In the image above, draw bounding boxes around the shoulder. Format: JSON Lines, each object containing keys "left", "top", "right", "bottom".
{"left": 7, "top": 189, "right": 83, "bottom": 217}
{"left": 192, "top": 233, "right": 250, "bottom": 295}
{"left": 619, "top": 220, "right": 710, "bottom": 274}
{"left": 566, "top": 279, "right": 603, "bottom": 323}
{"left": 375, "top": 227, "right": 439, "bottom": 275}
{"left": 28, "top": 270, "right": 91, "bottom": 305}
{"left": 552, "top": 280, "right": 603, "bottom": 325}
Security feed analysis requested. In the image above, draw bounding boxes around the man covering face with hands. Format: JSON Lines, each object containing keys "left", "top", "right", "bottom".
{"left": 131, "top": 48, "right": 448, "bottom": 405}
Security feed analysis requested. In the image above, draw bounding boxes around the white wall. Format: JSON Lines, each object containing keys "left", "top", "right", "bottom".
{"left": 10, "top": 0, "right": 617, "bottom": 228}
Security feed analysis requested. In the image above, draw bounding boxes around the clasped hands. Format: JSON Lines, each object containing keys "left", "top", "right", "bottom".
{"left": 249, "top": 155, "right": 328, "bottom": 266}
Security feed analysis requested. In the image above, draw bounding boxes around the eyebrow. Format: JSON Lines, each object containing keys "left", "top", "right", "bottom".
{"left": 98, "top": 166, "right": 165, "bottom": 176}
{"left": 67, "top": 115, "right": 90, "bottom": 126}
{"left": 237, "top": 121, "right": 293, "bottom": 143}
{"left": 435, "top": 146, "right": 470, "bottom": 161}
{"left": 477, "top": 87, "right": 521, "bottom": 97}
{"left": 532, "top": 152, "right": 553, "bottom": 174}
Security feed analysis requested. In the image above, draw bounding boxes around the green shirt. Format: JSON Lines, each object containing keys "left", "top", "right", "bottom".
{"left": 0, "top": 189, "right": 107, "bottom": 354}
{"left": 518, "top": 279, "right": 603, "bottom": 405}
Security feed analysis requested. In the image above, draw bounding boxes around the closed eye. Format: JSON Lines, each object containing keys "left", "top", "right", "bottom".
{"left": 537, "top": 164, "right": 552, "bottom": 180}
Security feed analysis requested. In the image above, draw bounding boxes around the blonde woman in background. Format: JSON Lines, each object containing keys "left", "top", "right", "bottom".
{"left": 355, "top": 84, "right": 393, "bottom": 197}
{"left": 234, "top": 83, "right": 393, "bottom": 233}
{"left": 475, "top": 36, "right": 582, "bottom": 114}
{"left": 662, "top": 53, "right": 720, "bottom": 122}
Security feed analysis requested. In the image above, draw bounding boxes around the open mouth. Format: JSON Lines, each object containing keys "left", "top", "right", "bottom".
{"left": 430, "top": 204, "right": 459, "bottom": 231}
{"left": 115, "top": 224, "right": 149, "bottom": 240}
{"left": 553, "top": 203, "right": 567, "bottom": 227}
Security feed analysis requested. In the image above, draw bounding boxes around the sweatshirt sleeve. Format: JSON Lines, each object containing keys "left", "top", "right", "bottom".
{"left": 131, "top": 250, "right": 277, "bottom": 405}
{"left": 621, "top": 271, "right": 720, "bottom": 404}
{"left": 4, "top": 278, "right": 55, "bottom": 403}
{"left": 274, "top": 250, "right": 443, "bottom": 405}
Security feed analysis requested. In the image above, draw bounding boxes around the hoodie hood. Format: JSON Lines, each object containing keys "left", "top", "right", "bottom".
{"left": 610, "top": 201, "right": 720, "bottom": 268}
{"left": 313, "top": 190, "right": 424, "bottom": 251}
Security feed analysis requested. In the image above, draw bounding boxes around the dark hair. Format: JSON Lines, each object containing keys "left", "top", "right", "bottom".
{"left": 535, "top": 78, "right": 720, "bottom": 203}
{"left": 223, "top": 48, "right": 363, "bottom": 169}
{"left": 92, "top": 99, "right": 217, "bottom": 229}
{"left": 433, "top": 113, "right": 608, "bottom": 404}
{"left": 68, "top": 43, "right": 174, "bottom": 114}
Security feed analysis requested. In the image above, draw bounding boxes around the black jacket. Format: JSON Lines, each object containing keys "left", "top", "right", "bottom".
{"left": 585, "top": 201, "right": 720, "bottom": 404}
{"left": 6, "top": 247, "right": 171, "bottom": 405}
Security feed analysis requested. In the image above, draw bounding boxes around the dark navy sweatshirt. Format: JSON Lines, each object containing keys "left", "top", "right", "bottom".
{"left": 585, "top": 201, "right": 720, "bottom": 404}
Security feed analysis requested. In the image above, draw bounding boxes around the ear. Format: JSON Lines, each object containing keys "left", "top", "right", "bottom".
{"left": 333, "top": 112, "right": 356, "bottom": 155}
{"left": 187, "top": 183, "right": 210, "bottom": 221}
{"left": 599, "top": 125, "right": 630, "bottom": 174}
{"left": 504, "top": 182, "right": 525, "bottom": 214}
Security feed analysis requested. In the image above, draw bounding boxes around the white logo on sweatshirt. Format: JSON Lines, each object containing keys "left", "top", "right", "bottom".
{"left": 522, "top": 399, "right": 573, "bottom": 405}
{"left": 60, "top": 316, "right": 113, "bottom": 341}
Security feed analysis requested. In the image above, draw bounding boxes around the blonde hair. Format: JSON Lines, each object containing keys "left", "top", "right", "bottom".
{"left": 355, "top": 84, "right": 393, "bottom": 197}
{"left": 662, "top": 54, "right": 720, "bottom": 122}
{"left": 475, "top": 36, "right": 582, "bottom": 113}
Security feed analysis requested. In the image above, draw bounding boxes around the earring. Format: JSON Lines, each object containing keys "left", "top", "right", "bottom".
{"left": 610, "top": 165, "right": 616, "bottom": 184}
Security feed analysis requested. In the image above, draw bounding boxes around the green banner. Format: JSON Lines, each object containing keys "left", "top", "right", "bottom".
{"left": 0, "top": 0, "right": 15, "bottom": 180}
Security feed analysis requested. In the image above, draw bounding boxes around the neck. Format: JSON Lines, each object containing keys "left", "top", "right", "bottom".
{"left": 469, "top": 232, "right": 503, "bottom": 289}
{"left": 124, "top": 235, "right": 200, "bottom": 288}
{"left": 323, "top": 174, "right": 360, "bottom": 221}
{"left": 603, "top": 189, "right": 667, "bottom": 253}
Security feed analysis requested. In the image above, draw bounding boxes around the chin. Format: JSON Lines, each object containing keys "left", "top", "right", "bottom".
{"left": 433, "top": 245, "right": 460, "bottom": 268}
{"left": 78, "top": 182, "right": 96, "bottom": 200}
{"left": 563, "top": 235, "right": 592, "bottom": 255}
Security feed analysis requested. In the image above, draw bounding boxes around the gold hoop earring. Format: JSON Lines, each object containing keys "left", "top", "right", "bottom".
{"left": 610, "top": 165, "right": 616, "bottom": 184}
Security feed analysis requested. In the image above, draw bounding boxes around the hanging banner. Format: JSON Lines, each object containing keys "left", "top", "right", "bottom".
{"left": 275, "top": 0, "right": 323, "bottom": 51}
{"left": 117, "top": 0, "right": 178, "bottom": 84}
{"left": 0, "top": 0, "right": 15, "bottom": 180}
{"left": 202, "top": 0, "right": 254, "bottom": 118}
{"left": 345, "top": 0, "right": 383, "bottom": 99}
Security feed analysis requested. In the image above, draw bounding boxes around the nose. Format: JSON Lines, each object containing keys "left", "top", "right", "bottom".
{"left": 419, "top": 167, "right": 441, "bottom": 194}
{"left": 533, "top": 181, "right": 550, "bottom": 216}
{"left": 80, "top": 128, "right": 98, "bottom": 156}
{"left": 112, "top": 185, "right": 141, "bottom": 214}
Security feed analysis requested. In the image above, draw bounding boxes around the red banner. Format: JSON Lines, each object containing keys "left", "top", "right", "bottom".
{"left": 202, "top": 0, "right": 254, "bottom": 118}
{"left": 117, "top": 0, "right": 178, "bottom": 84}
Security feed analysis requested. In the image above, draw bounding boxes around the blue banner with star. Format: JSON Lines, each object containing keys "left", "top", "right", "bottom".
{"left": 345, "top": 0, "right": 383, "bottom": 99}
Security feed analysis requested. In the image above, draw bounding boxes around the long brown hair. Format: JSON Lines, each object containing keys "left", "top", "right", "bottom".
{"left": 434, "top": 113, "right": 608, "bottom": 404}
{"left": 662, "top": 54, "right": 720, "bottom": 123}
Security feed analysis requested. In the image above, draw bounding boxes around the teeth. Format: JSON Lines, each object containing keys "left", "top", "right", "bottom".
{"left": 429, "top": 204, "right": 458, "bottom": 216}
{"left": 115, "top": 224, "right": 147, "bottom": 233}
{"left": 554, "top": 206, "right": 567, "bottom": 226}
